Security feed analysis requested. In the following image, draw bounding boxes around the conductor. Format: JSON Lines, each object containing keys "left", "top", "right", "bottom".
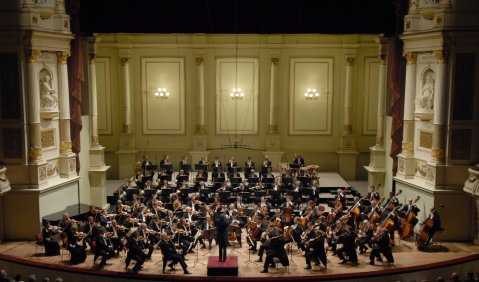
{"left": 214, "top": 207, "right": 233, "bottom": 262}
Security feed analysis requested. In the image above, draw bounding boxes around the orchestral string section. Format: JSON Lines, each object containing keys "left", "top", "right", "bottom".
{"left": 41, "top": 154, "right": 443, "bottom": 275}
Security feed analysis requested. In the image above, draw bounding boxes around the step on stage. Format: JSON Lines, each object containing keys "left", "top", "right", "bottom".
{"left": 207, "top": 256, "right": 238, "bottom": 276}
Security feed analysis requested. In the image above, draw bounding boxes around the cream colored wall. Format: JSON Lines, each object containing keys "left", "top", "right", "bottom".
{"left": 79, "top": 115, "right": 91, "bottom": 205}
{"left": 95, "top": 34, "right": 381, "bottom": 179}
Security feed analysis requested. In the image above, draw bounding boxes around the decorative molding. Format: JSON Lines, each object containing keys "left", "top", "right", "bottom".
{"left": 28, "top": 50, "right": 41, "bottom": 64}
{"left": 120, "top": 57, "right": 129, "bottom": 66}
{"left": 60, "top": 140, "right": 72, "bottom": 153}
{"left": 46, "top": 159, "right": 59, "bottom": 178}
{"left": 418, "top": 130, "right": 433, "bottom": 150}
{"left": 271, "top": 58, "right": 279, "bottom": 65}
{"left": 289, "top": 58, "right": 333, "bottom": 135}
{"left": 363, "top": 57, "right": 380, "bottom": 135}
{"left": 141, "top": 57, "right": 185, "bottom": 134}
{"left": 432, "top": 50, "right": 447, "bottom": 64}
{"left": 345, "top": 57, "right": 355, "bottom": 66}
{"left": 95, "top": 57, "right": 112, "bottom": 135}
{"left": 403, "top": 52, "right": 418, "bottom": 65}
{"left": 196, "top": 57, "right": 203, "bottom": 65}
{"left": 215, "top": 57, "right": 259, "bottom": 135}
{"left": 40, "top": 129, "right": 55, "bottom": 149}
{"left": 56, "top": 51, "right": 70, "bottom": 64}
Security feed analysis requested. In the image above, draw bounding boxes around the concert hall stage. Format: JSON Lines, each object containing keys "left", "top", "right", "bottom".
{"left": 1, "top": 239, "right": 478, "bottom": 282}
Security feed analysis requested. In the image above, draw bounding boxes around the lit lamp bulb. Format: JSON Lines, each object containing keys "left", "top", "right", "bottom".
{"left": 154, "top": 87, "right": 169, "bottom": 99}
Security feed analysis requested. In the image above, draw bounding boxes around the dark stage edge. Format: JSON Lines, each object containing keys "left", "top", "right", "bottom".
{"left": 1, "top": 253, "right": 479, "bottom": 281}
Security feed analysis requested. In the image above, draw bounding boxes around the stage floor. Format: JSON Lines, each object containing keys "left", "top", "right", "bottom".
{"left": 1, "top": 236, "right": 478, "bottom": 281}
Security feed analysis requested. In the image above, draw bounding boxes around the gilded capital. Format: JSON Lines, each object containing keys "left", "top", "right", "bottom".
{"left": 57, "top": 51, "right": 71, "bottom": 64}
{"left": 345, "top": 57, "right": 355, "bottom": 66}
{"left": 271, "top": 58, "right": 279, "bottom": 65}
{"left": 89, "top": 54, "right": 96, "bottom": 64}
{"left": 29, "top": 147, "right": 43, "bottom": 160}
{"left": 60, "top": 140, "right": 72, "bottom": 153}
{"left": 379, "top": 54, "right": 387, "bottom": 65}
{"left": 28, "top": 50, "right": 41, "bottom": 64}
{"left": 403, "top": 52, "right": 418, "bottom": 65}
{"left": 196, "top": 57, "right": 204, "bottom": 65}
{"left": 120, "top": 57, "right": 129, "bottom": 66}
{"left": 433, "top": 50, "right": 447, "bottom": 64}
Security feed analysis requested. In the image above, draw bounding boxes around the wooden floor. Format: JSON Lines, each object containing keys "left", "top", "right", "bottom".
{"left": 1, "top": 234, "right": 478, "bottom": 280}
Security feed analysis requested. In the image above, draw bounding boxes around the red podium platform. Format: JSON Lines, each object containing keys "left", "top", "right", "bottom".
{"left": 207, "top": 256, "right": 239, "bottom": 276}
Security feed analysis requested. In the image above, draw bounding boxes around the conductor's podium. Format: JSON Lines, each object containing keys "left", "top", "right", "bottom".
{"left": 207, "top": 256, "right": 239, "bottom": 276}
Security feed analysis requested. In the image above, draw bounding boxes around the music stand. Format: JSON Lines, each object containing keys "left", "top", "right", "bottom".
{"left": 179, "top": 187, "right": 193, "bottom": 196}
{"left": 297, "top": 176, "right": 312, "bottom": 186}
{"left": 244, "top": 234, "right": 258, "bottom": 268}
{"left": 286, "top": 190, "right": 301, "bottom": 199}
{"left": 176, "top": 175, "right": 189, "bottom": 184}
{"left": 213, "top": 177, "right": 225, "bottom": 183}
{"left": 261, "top": 166, "right": 271, "bottom": 174}
{"left": 212, "top": 164, "right": 222, "bottom": 172}
{"left": 160, "top": 188, "right": 173, "bottom": 196}
{"left": 199, "top": 188, "right": 211, "bottom": 197}
{"left": 160, "top": 174, "right": 172, "bottom": 182}
{"left": 230, "top": 177, "right": 242, "bottom": 185}
{"left": 180, "top": 164, "right": 191, "bottom": 172}
{"left": 219, "top": 191, "right": 231, "bottom": 204}
{"left": 248, "top": 177, "right": 260, "bottom": 185}
{"left": 195, "top": 164, "right": 208, "bottom": 172}
{"left": 144, "top": 188, "right": 156, "bottom": 198}
{"left": 268, "top": 190, "right": 281, "bottom": 199}
{"left": 301, "top": 188, "right": 314, "bottom": 197}
{"left": 195, "top": 177, "right": 207, "bottom": 183}
{"left": 191, "top": 236, "right": 206, "bottom": 268}
{"left": 244, "top": 166, "right": 254, "bottom": 175}
{"left": 160, "top": 164, "right": 173, "bottom": 172}
{"left": 145, "top": 164, "right": 157, "bottom": 172}
{"left": 254, "top": 190, "right": 267, "bottom": 200}
{"left": 282, "top": 177, "right": 293, "bottom": 186}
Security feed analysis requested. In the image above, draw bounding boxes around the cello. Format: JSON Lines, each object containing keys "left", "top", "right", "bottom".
{"left": 416, "top": 205, "right": 444, "bottom": 249}
{"left": 400, "top": 196, "right": 420, "bottom": 239}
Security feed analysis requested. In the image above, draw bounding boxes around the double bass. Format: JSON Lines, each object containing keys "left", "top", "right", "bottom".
{"left": 400, "top": 196, "right": 420, "bottom": 239}
{"left": 416, "top": 205, "right": 444, "bottom": 249}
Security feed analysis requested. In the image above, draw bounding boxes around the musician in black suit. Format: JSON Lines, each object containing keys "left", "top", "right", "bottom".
{"left": 304, "top": 230, "right": 327, "bottom": 269}
{"left": 336, "top": 227, "right": 358, "bottom": 265}
{"left": 67, "top": 225, "right": 87, "bottom": 264}
{"left": 293, "top": 153, "right": 305, "bottom": 167}
{"left": 261, "top": 156, "right": 272, "bottom": 175}
{"left": 94, "top": 227, "right": 115, "bottom": 269}
{"left": 141, "top": 155, "right": 152, "bottom": 173}
{"left": 214, "top": 208, "right": 233, "bottom": 262}
{"left": 125, "top": 231, "right": 146, "bottom": 273}
{"left": 212, "top": 156, "right": 222, "bottom": 172}
{"left": 260, "top": 228, "right": 290, "bottom": 273}
{"left": 42, "top": 221, "right": 60, "bottom": 256}
{"left": 212, "top": 167, "right": 225, "bottom": 179}
{"left": 159, "top": 233, "right": 191, "bottom": 274}
{"left": 369, "top": 228, "right": 394, "bottom": 265}
{"left": 422, "top": 207, "right": 443, "bottom": 245}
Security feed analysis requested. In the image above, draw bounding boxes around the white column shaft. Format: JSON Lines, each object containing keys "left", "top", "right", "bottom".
{"left": 89, "top": 58, "right": 99, "bottom": 147}
{"left": 344, "top": 62, "right": 353, "bottom": 133}
{"left": 121, "top": 61, "right": 131, "bottom": 133}
{"left": 376, "top": 62, "right": 386, "bottom": 147}
{"left": 404, "top": 63, "right": 417, "bottom": 121}
{"left": 269, "top": 60, "right": 277, "bottom": 132}
{"left": 27, "top": 61, "right": 40, "bottom": 124}
{"left": 197, "top": 60, "right": 205, "bottom": 129}
{"left": 433, "top": 62, "right": 446, "bottom": 125}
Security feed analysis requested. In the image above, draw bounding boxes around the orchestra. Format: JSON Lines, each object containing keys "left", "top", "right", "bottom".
{"left": 40, "top": 154, "right": 443, "bottom": 275}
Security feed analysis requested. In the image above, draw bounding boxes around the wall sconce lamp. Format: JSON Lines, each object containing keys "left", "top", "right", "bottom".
{"left": 304, "top": 88, "right": 320, "bottom": 100}
{"left": 230, "top": 88, "right": 244, "bottom": 101}
{"left": 154, "top": 88, "right": 170, "bottom": 99}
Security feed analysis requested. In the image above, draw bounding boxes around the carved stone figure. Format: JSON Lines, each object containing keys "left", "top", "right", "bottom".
{"left": 40, "top": 72, "right": 58, "bottom": 110}
{"left": 0, "top": 167, "right": 11, "bottom": 193}
{"left": 416, "top": 69, "right": 435, "bottom": 112}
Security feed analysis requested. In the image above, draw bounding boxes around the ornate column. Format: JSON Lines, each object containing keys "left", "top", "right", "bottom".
{"left": 57, "top": 51, "right": 76, "bottom": 178}
{"left": 0, "top": 167, "right": 12, "bottom": 242}
{"left": 343, "top": 57, "right": 354, "bottom": 135}
{"left": 26, "top": 49, "right": 48, "bottom": 184}
{"left": 88, "top": 45, "right": 110, "bottom": 208}
{"left": 463, "top": 167, "right": 479, "bottom": 244}
{"left": 269, "top": 58, "right": 279, "bottom": 134}
{"left": 190, "top": 57, "right": 209, "bottom": 165}
{"left": 27, "top": 50, "right": 43, "bottom": 163}
{"left": 263, "top": 57, "right": 283, "bottom": 171}
{"left": 120, "top": 54, "right": 132, "bottom": 134}
{"left": 396, "top": 52, "right": 417, "bottom": 179}
{"left": 426, "top": 51, "right": 448, "bottom": 186}
{"left": 116, "top": 49, "right": 137, "bottom": 179}
{"left": 365, "top": 39, "right": 388, "bottom": 189}
{"left": 338, "top": 54, "right": 359, "bottom": 180}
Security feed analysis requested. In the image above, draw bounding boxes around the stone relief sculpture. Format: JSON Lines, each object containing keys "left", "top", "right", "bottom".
{"left": 464, "top": 166, "right": 479, "bottom": 196}
{"left": 0, "top": 166, "right": 11, "bottom": 193}
{"left": 416, "top": 68, "right": 435, "bottom": 112}
{"left": 39, "top": 68, "right": 58, "bottom": 110}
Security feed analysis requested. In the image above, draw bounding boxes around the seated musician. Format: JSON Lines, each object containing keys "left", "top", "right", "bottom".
{"left": 94, "top": 227, "right": 115, "bottom": 269}
{"left": 369, "top": 227, "right": 394, "bottom": 265}
{"left": 141, "top": 155, "right": 152, "bottom": 174}
{"left": 260, "top": 228, "right": 290, "bottom": 273}
{"left": 292, "top": 180, "right": 302, "bottom": 192}
{"left": 357, "top": 219, "right": 373, "bottom": 254}
{"left": 58, "top": 213, "right": 75, "bottom": 241}
{"left": 311, "top": 180, "right": 321, "bottom": 203}
{"left": 245, "top": 156, "right": 255, "bottom": 169}
{"left": 335, "top": 226, "right": 358, "bottom": 265}
{"left": 261, "top": 156, "right": 272, "bottom": 174}
{"left": 67, "top": 225, "right": 87, "bottom": 264}
{"left": 159, "top": 232, "right": 191, "bottom": 274}
{"left": 107, "top": 219, "right": 127, "bottom": 255}
{"left": 245, "top": 168, "right": 258, "bottom": 179}
{"left": 293, "top": 153, "right": 305, "bottom": 167}
{"left": 212, "top": 156, "right": 222, "bottom": 171}
{"left": 195, "top": 169, "right": 207, "bottom": 180}
{"left": 137, "top": 223, "right": 154, "bottom": 258}
{"left": 421, "top": 207, "right": 443, "bottom": 246}
{"left": 399, "top": 198, "right": 421, "bottom": 236}
{"left": 304, "top": 229, "right": 327, "bottom": 270}
{"left": 383, "top": 191, "right": 399, "bottom": 209}
{"left": 173, "top": 219, "right": 194, "bottom": 255}
{"left": 147, "top": 215, "right": 162, "bottom": 244}
{"left": 228, "top": 167, "right": 241, "bottom": 179}
{"left": 42, "top": 221, "right": 60, "bottom": 256}
{"left": 199, "top": 155, "right": 209, "bottom": 165}
{"left": 212, "top": 167, "right": 225, "bottom": 180}
{"left": 160, "top": 154, "right": 173, "bottom": 174}
{"left": 125, "top": 231, "right": 146, "bottom": 273}
{"left": 199, "top": 214, "right": 215, "bottom": 249}
{"left": 262, "top": 168, "right": 274, "bottom": 180}
{"left": 83, "top": 216, "right": 99, "bottom": 251}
